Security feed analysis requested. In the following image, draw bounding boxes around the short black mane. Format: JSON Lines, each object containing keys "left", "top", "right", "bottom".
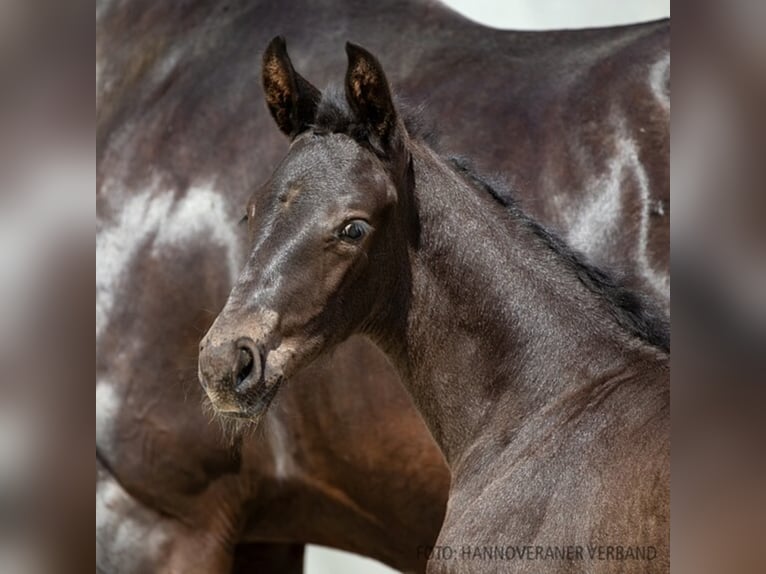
{"left": 449, "top": 157, "right": 670, "bottom": 352}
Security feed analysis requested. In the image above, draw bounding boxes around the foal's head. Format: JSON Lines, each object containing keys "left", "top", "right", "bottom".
{"left": 198, "top": 38, "right": 414, "bottom": 419}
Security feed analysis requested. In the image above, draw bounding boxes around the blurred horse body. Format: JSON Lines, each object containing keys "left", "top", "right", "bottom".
{"left": 96, "top": 0, "right": 669, "bottom": 571}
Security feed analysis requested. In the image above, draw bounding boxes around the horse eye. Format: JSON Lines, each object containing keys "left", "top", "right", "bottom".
{"left": 339, "top": 220, "right": 368, "bottom": 241}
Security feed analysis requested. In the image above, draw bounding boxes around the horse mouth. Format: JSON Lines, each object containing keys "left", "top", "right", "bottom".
{"left": 216, "top": 410, "right": 251, "bottom": 419}
{"left": 215, "top": 375, "right": 284, "bottom": 421}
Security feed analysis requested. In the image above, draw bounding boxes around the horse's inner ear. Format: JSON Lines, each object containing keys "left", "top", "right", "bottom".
{"left": 345, "top": 42, "right": 398, "bottom": 143}
{"left": 262, "top": 36, "right": 321, "bottom": 138}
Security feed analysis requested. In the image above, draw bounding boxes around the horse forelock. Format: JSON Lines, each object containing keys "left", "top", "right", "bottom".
{"left": 312, "top": 86, "right": 438, "bottom": 147}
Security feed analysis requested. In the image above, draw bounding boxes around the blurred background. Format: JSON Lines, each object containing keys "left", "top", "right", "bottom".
{"left": 442, "top": 0, "right": 669, "bottom": 29}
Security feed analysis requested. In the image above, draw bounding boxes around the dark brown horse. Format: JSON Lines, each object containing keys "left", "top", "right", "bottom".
{"left": 97, "top": 1, "right": 669, "bottom": 571}
{"left": 199, "top": 39, "right": 669, "bottom": 573}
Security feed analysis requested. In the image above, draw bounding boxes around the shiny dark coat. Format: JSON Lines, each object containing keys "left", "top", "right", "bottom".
{"left": 97, "top": 1, "right": 669, "bottom": 571}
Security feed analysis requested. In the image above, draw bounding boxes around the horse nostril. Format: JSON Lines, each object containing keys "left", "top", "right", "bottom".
{"left": 235, "top": 346, "right": 254, "bottom": 386}
{"left": 233, "top": 339, "right": 262, "bottom": 391}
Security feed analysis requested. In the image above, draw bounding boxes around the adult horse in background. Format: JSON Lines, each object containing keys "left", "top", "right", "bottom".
{"left": 200, "top": 40, "right": 669, "bottom": 573}
{"left": 96, "top": 0, "right": 669, "bottom": 571}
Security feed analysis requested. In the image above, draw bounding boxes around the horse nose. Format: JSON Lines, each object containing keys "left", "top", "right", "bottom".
{"left": 198, "top": 335, "right": 263, "bottom": 395}
{"left": 198, "top": 335, "right": 231, "bottom": 391}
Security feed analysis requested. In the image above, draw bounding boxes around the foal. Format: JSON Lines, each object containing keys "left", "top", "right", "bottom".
{"left": 199, "top": 38, "right": 670, "bottom": 573}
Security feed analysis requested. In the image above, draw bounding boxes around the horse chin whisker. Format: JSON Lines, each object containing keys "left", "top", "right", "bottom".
{"left": 199, "top": 395, "right": 264, "bottom": 446}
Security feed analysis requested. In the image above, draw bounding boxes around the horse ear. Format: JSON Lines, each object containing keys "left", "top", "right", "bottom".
{"left": 262, "top": 36, "right": 321, "bottom": 138}
{"left": 345, "top": 42, "right": 398, "bottom": 143}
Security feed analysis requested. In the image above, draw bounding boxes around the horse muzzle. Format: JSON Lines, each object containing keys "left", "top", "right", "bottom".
{"left": 198, "top": 332, "right": 283, "bottom": 419}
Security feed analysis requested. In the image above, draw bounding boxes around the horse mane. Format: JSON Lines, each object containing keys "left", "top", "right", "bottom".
{"left": 312, "top": 87, "right": 670, "bottom": 353}
{"left": 449, "top": 157, "right": 670, "bottom": 352}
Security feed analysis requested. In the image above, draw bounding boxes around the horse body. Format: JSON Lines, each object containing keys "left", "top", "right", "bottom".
{"left": 389, "top": 144, "right": 670, "bottom": 573}
{"left": 403, "top": 20, "right": 670, "bottom": 309}
{"left": 198, "top": 39, "right": 669, "bottom": 572}
{"left": 98, "top": 0, "right": 669, "bottom": 306}
{"left": 97, "top": 0, "right": 669, "bottom": 571}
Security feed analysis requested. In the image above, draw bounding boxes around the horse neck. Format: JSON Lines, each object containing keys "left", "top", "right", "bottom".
{"left": 375, "top": 144, "right": 667, "bottom": 465}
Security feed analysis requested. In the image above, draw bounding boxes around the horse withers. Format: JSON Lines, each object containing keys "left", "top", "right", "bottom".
{"left": 199, "top": 38, "right": 670, "bottom": 573}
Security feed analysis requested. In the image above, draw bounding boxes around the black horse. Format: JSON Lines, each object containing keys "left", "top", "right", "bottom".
{"left": 199, "top": 39, "right": 670, "bottom": 573}
{"left": 97, "top": 1, "right": 669, "bottom": 571}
